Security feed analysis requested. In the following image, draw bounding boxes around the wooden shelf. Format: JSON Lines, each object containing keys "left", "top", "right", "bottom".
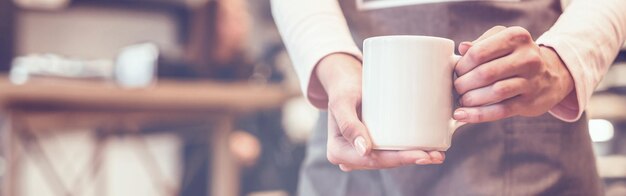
{"left": 0, "top": 76, "right": 297, "bottom": 113}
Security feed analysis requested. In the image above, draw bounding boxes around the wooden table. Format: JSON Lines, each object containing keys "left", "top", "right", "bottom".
{"left": 0, "top": 76, "right": 295, "bottom": 196}
{"left": 588, "top": 92, "right": 626, "bottom": 121}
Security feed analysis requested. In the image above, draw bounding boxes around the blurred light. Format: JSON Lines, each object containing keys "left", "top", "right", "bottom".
{"left": 282, "top": 97, "right": 318, "bottom": 143}
{"left": 228, "top": 130, "right": 261, "bottom": 167}
{"left": 589, "top": 119, "right": 614, "bottom": 142}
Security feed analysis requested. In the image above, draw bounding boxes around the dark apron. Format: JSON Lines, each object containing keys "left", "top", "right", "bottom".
{"left": 298, "top": 1, "right": 602, "bottom": 195}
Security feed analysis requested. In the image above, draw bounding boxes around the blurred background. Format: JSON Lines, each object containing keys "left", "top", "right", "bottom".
{"left": 0, "top": 0, "right": 318, "bottom": 195}
{"left": 0, "top": 0, "right": 624, "bottom": 196}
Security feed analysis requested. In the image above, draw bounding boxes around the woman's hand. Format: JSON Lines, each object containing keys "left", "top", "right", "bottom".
{"left": 453, "top": 26, "right": 575, "bottom": 123}
{"left": 315, "top": 53, "right": 445, "bottom": 171}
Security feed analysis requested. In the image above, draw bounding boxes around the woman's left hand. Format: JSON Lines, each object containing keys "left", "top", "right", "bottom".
{"left": 452, "top": 26, "right": 575, "bottom": 123}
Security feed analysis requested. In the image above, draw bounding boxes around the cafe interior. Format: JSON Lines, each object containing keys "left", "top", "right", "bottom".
{"left": 0, "top": 0, "right": 624, "bottom": 195}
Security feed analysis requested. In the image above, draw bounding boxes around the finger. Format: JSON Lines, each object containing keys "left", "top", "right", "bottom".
{"left": 329, "top": 98, "right": 372, "bottom": 156}
{"left": 458, "top": 42, "right": 472, "bottom": 56}
{"left": 325, "top": 101, "right": 432, "bottom": 170}
{"left": 337, "top": 150, "right": 433, "bottom": 170}
{"left": 454, "top": 53, "right": 530, "bottom": 95}
{"left": 458, "top": 26, "right": 506, "bottom": 55}
{"left": 326, "top": 112, "right": 361, "bottom": 165}
{"left": 339, "top": 164, "right": 352, "bottom": 172}
{"left": 459, "top": 77, "right": 528, "bottom": 107}
{"left": 455, "top": 45, "right": 543, "bottom": 95}
{"left": 428, "top": 151, "right": 446, "bottom": 164}
{"left": 454, "top": 98, "right": 521, "bottom": 123}
{"left": 455, "top": 26, "right": 532, "bottom": 76}
{"left": 456, "top": 36, "right": 515, "bottom": 76}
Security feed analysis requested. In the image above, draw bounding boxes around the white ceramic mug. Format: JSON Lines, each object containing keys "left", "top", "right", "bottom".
{"left": 362, "top": 35, "right": 466, "bottom": 151}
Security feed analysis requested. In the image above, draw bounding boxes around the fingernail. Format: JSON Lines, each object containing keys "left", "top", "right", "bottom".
{"left": 460, "top": 42, "right": 473, "bottom": 47}
{"left": 454, "top": 110, "right": 467, "bottom": 120}
{"left": 354, "top": 136, "right": 367, "bottom": 156}
{"left": 415, "top": 159, "right": 432, "bottom": 165}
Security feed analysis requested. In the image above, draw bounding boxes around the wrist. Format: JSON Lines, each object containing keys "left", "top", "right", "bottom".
{"left": 539, "top": 46, "right": 574, "bottom": 99}
{"left": 315, "top": 53, "right": 363, "bottom": 95}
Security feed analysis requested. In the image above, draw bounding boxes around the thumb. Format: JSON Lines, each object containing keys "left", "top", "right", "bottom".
{"left": 329, "top": 99, "right": 372, "bottom": 156}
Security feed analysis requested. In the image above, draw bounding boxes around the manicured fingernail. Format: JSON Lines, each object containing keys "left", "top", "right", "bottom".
{"left": 454, "top": 110, "right": 467, "bottom": 120}
{"left": 460, "top": 42, "right": 473, "bottom": 47}
{"left": 354, "top": 136, "right": 367, "bottom": 156}
{"left": 415, "top": 159, "right": 432, "bottom": 165}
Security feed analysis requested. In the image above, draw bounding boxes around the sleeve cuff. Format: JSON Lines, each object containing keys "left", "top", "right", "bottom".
{"left": 537, "top": 35, "right": 589, "bottom": 122}
{"left": 272, "top": 0, "right": 363, "bottom": 109}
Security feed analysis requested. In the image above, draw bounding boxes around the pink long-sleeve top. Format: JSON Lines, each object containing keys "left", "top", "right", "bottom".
{"left": 271, "top": 0, "right": 626, "bottom": 122}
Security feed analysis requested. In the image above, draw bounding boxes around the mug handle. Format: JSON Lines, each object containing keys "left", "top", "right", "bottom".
{"left": 449, "top": 55, "right": 467, "bottom": 136}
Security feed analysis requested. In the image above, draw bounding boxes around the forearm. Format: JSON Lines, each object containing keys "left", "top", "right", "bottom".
{"left": 537, "top": 0, "right": 626, "bottom": 122}
{"left": 315, "top": 53, "right": 363, "bottom": 99}
{"left": 271, "top": 0, "right": 361, "bottom": 108}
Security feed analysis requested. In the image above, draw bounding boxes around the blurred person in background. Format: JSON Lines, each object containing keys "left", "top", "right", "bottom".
{"left": 235, "top": 0, "right": 308, "bottom": 194}
{"left": 183, "top": 0, "right": 305, "bottom": 195}
{"left": 272, "top": 0, "right": 626, "bottom": 195}
{"left": 183, "top": 0, "right": 252, "bottom": 80}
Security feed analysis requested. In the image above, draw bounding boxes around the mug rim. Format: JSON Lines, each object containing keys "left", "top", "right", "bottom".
{"left": 364, "top": 35, "right": 454, "bottom": 45}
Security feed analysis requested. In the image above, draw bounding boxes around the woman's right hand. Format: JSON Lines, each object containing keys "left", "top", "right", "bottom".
{"left": 314, "top": 53, "right": 446, "bottom": 171}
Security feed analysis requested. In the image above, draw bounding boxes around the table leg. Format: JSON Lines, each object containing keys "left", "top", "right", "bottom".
{"left": 93, "top": 130, "right": 106, "bottom": 196}
{"left": 209, "top": 116, "right": 239, "bottom": 196}
{"left": 2, "top": 113, "right": 21, "bottom": 196}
